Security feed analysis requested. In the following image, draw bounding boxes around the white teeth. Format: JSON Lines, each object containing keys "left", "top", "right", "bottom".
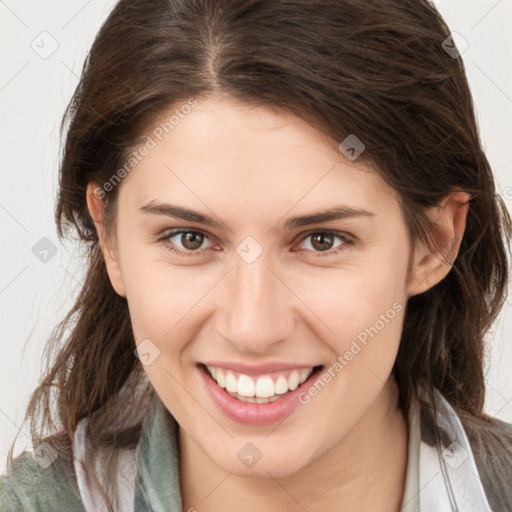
{"left": 215, "top": 368, "right": 225, "bottom": 388}
{"left": 208, "top": 365, "right": 218, "bottom": 381}
{"left": 255, "top": 396, "right": 273, "bottom": 404}
{"left": 205, "top": 365, "right": 316, "bottom": 399}
{"left": 274, "top": 375, "right": 289, "bottom": 394}
{"left": 227, "top": 392, "right": 282, "bottom": 403}
{"left": 225, "top": 371, "right": 237, "bottom": 393}
{"left": 287, "top": 371, "right": 300, "bottom": 391}
{"left": 299, "top": 368, "right": 310, "bottom": 384}
{"left": 255, "top": 376, "right": 275, "bottom": 398}
{"left": 237, "top": 374, "right": 255, "bottom": 397}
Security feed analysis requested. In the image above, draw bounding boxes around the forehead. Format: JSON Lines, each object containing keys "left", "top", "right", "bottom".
{"left": 117, "top": 95, "right": 400, "bottom": 221}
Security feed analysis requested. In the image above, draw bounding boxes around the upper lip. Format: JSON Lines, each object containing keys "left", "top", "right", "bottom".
{"left": 201, "top": 361, "right": 321, "bottom": 376}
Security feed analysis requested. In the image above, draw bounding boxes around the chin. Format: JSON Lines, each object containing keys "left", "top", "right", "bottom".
{"left": 226, "top": 458, "right": 307, "bottom": 479}
{"left": 209, "top": 439, "right": 314, "bottom": 479}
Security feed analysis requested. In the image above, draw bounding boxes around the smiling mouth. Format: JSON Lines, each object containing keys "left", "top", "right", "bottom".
{"left": 199, "top": 363, "right": 324, "bottom": 404}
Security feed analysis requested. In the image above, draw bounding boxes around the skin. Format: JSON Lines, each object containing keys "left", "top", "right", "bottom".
{"left": 87, "top": 93, "right": 469, "bottom": 512}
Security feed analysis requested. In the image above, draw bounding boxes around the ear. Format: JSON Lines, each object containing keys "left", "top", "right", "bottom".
{"left": 408, "top": 190, "right": 470, "bottom": 297}
{"left": 85, "top": 183, "right": 126, "bottom": 297}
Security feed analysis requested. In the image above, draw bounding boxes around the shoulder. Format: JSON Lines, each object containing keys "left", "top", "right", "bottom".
{"left": 418, "top": 388, "right": 512, "bottom": 511}
{"left": 0, "top": 432, "right": 86, "bottom": 512}
{"left": 459, "top": 412, "right": 512, "bottom": 512}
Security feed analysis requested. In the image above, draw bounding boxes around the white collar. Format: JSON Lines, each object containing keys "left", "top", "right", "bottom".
{"left": 403, "top": 386, "right": 492, "bottom": 511}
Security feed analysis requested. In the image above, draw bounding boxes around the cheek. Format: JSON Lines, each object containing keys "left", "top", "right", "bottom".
{"left": 121, "top": 252, "right": 216, "bottom": 342}
{"left": 288, "top": 250, "right": 409, "bottom": 371}
{"left": 301, "top": 249, "right": 407, "bottom": 321}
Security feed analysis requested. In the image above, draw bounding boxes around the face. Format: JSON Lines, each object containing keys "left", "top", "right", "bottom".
{"left": 90, "top": 94, "right": 419, "bottom": 477}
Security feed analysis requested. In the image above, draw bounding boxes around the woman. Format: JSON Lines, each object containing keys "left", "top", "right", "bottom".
{"left": 1, "top": 0, "right": 511, "bottom": 511}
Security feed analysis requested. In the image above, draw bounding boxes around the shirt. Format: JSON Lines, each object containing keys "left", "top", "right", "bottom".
{"left": 0, "top": 385, "right": 507, "bottom": 511}
{"left": 399, "top": 386, "right": 494, "bottom": 511}
{"left": 72, "top": 385, "right": 494, "bottom": 512}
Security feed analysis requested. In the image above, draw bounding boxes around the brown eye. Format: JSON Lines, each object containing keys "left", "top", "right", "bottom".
{"left": 310, "top": 233, "right": 336, "bottom": 251}
{"left": 296, "top": 230, "right": 352, "bottom": 257}
{"left": 159, "top": 229, "right": 214, "bottom": 257}
{"left": 179, "top": 231, "right": 204, "bottom": 250}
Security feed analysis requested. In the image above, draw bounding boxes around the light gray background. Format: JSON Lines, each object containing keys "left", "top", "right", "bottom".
{"left": 1, "top": 0, "right": 511, "bottom": 467}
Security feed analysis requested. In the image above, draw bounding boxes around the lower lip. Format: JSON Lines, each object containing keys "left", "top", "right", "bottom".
{"left": 198, "top": 364, "right": 323, "bottom": 426}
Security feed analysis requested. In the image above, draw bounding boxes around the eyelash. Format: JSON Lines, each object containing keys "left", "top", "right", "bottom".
{"left": 157, "top": 229, "right": 353, "bottom": 259}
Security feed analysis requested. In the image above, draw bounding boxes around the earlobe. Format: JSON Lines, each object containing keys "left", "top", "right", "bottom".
{"left": 85, "top": 183, "right": 127, "bottom": 297}
{"left": 408, "top": 190, "right": 470, "bottom": 297}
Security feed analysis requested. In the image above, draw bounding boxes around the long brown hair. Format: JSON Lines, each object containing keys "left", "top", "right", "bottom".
{"left": 7, "top": 0, "right": 512, "bottom": 509}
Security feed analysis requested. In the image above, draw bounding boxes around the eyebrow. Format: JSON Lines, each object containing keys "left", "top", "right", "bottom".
{"left": 139, "top": 201, "right": 375, "bottom": 230}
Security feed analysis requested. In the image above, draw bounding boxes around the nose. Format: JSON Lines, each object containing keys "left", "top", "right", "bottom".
{"left": 216, "top": 250, "right": 295, "bottom": 354}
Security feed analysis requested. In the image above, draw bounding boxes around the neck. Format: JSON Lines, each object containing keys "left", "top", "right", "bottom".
{"left": 179, "top": 378, "right": 409, "bottom": 512}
